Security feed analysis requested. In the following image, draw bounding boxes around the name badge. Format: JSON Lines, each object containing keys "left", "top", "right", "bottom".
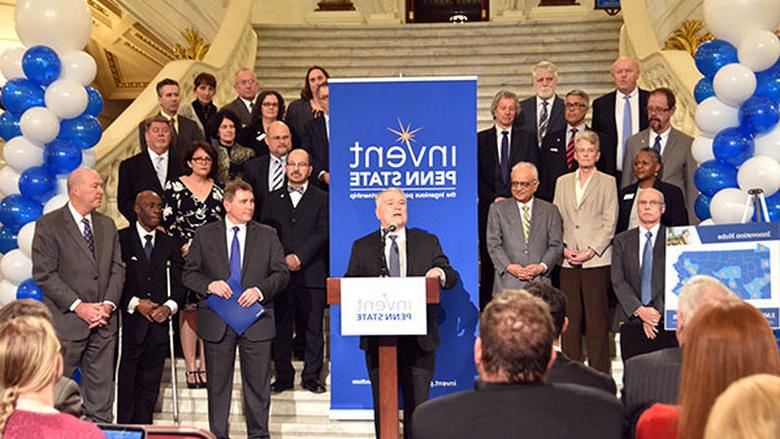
{"left": 550, "top": 148, "right": 559, "bottom": 153}
{"left": 623, "top": 192, "right": 635, "bottom": 200}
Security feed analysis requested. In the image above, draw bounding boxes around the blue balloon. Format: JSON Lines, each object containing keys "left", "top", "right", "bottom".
{"left": 44, "top": 139, "right": 82, "bottom": 175}
{"left": 712, "top": 127, "right": 755, "bottom": 167}
{"left": 695, "top": 39, "right": 739, "bottom": 78}
{"left": 84, "top": 86, "right": 103, "bottom": 117}
{"left": 0, "top": 227, "right": 18, "bottom": 253}
{"left": 16, "top": 279, "right": 43, "bottom": 301}
{"left": 766, "top": 191, "right": 780, "bottom": 222}
{"left": 0, "top": 79, "right": 44, "bottom": 115}
{"left": 694, "top": 77, "right": 715, "bottom": 103}
{"left": 740, "top": 96, "right": 780, "bottom": 135}
{"left": 0, "top": 111, "right": 21, "bottom": 141}
{"left": 695, "top": 194, "right": 712, "bottom": 221}
{"left": 755, "top": 66, "right": 780, "bottom": 102}
{"left": 0, "top": 195, "right": 42, "bottom": 232}
{"left": 22, "top": 46, "right": 61, "bottom": 87}
{"left": 695, "top": 160, "right": 739, "bottom": 197}
{"left": 19, "top": 166, "right": 57, "bottom": 203}
{"left": 60, "top": 115, "right": 102, "bottom": 149}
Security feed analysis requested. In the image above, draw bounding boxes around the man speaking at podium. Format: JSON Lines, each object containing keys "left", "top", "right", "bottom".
{"left": 345, "top": 187, "right": 458, "bottom": 439}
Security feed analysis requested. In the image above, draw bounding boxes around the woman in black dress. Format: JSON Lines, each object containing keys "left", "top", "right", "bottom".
{"left": 209, "top": 109, "right": 255, "bottom": 184}
{"left": 240, "top": 90, "right": 290, "bottom": 155}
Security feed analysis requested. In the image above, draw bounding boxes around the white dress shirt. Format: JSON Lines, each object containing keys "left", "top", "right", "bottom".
{"left": 614, "top": 88, "right": 641, "bottom": 172}
{"left": 225, "top": 216, "right": 264, "bottom": 300}
{"left": 494, "top": 125, "right": 513, "bottom": 163}
{"left": 289, "top": 182, "right": 308, "bottom": 208}
{"left": 127, "top": 222, "right": 179, "bottom": 315}
{"left": 384, "top": 227, "right": 446, "bottom": 286}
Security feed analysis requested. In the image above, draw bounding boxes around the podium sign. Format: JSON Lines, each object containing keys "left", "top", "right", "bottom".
{"left": 340, "top": 277, "right": 427, "bottom": 336}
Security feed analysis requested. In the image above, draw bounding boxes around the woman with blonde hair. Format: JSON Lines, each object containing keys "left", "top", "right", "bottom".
{"left": 704, "top": 374, "right": 780, "bottom": 439}
{"left": 0, "top": 316, "right": 103, "bottom": 438}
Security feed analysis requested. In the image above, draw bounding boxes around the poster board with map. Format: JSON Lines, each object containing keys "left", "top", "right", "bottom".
{"left": 665, "top": 223, "right": 780, "bottom": 330}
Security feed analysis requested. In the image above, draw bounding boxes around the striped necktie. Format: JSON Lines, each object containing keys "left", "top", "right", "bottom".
{"left": 522, "top": 205, "right": 531, "bottom": 241}
{"left": 566, "top": 127, "right": 577, "bottom": 170}
{"left": 270, "top": 158, "right": 284, "bottom": 191}
{"left": 538, "top": 100, "right": 549, "bottom": 146}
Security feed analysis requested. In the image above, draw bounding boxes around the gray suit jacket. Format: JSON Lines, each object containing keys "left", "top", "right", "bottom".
{"left": 183, "top": 219, "right": 289, "bottom": 342}
{"left": 621, "top": 128, "right": 698, "bottom": 223}
{"left": 221, "top": 97, "right": 253, "bottom": 129}
{"left": 610, "top": 226, "right": 666, "bottom": 331}
{"left": 32, "top": 206, "right": 125, "bottom": 341}
{"left": 486, "top": 197, "right": 562, "bottom": 293}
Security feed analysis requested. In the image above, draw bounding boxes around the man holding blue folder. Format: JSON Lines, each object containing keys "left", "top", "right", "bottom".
{"left": 183, "top": 179, "right": 289, "bottom": 439}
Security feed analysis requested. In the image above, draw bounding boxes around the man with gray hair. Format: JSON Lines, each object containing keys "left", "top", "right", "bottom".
{"left": 486, "top": 161, "right": 562, "bottom": 293}
{"left": 413, "top": 290, "right": 623, "bottom": 439}
{"left": 621, "top": 274, "right": 734, "bottom": 435}
{"left": 221, "top": 68, "right": 259, "bottom": 129}
{"left": 517, "top": 61, "right": 566, "bottom": 148}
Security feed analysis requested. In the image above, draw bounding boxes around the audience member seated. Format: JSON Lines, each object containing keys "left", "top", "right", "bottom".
{"left": 524, "top": 281, "right": 616, "bottom": 395}
{"left": 622, "top": 275, "right": 733, "bottom": 436}
{"left": 0, "top": 316, "right": 103, "bottom": 438}
{"left": 178, "top": 72, "right": 218, "bottom": 143}
{"left": 208, "top": 109, "right": 255, "bottom": 184}
{"left": 285, "top": 66, "right": 329, "bottom": 140}
{"left": 636, "top": 299, "right": 780, "bottom": 439}
{"left": 413, "top": 290, "right": 624, "bottom": 439}
{"left": 617, "top": 147, "right": 688, "bottom": 233}
{"left": 240, "top": 90, "right": 290, "bottom": 157}
{"left": 162, "top": 141, "right": 225, "bottom": 389}
{"left": 704, "top": 374, "right": 780, "bottom": 439}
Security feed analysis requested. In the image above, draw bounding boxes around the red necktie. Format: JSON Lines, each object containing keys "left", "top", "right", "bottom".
{"left": 566, "top": 127, "right": 577, "bottom": 170}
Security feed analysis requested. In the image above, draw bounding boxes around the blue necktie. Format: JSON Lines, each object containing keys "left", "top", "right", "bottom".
{"left": 500, "top": 130, "right": 510, "bottom": 184}
{"left": 622, "top": 94, "right": 632, "bottom": 168}
{"left": 653, "top": 134, "right": 662, "bottom": 153}
{"left": 641, "top": 231, "right": 653, "bottom": 305}
{"left": 229, "top": 226, "right": 241, "bottom": 283}
{"left": 388, "top": 235, "right": 400, "bottom": 277}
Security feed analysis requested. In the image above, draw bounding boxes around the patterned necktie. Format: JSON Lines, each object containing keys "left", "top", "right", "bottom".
{"left": 287, "top": 186, "right": 304, "bottom": 195}
{"left": 500, "top": 130, "right": 510, "bottom": 184}
{"left": 653, "top": 134, "right": 662, "bottom": 153}
{"left": 622, "top": 94, "right": 632, "bottom": 167}
{"left": 82, "top": 218, "right": 94, "bottom": 254}
{"left": 154, "top": 156, "right": 166, "bottom": 187}
{"left": 641, "top": 231, "right": 653, "bottom": 305}
{"left": 522, "top": 205, "right": 531, "bottom": 242}
{"left": 566, "top": 127, "right": 578, "bottom": 170}
{"left": 538, "top": 100, "right": 549, "bottom": 146}
{"left": 388, "top": 235, "right": 400, "bottom": 277}
{"left": 271, "top": 158, "right": 284, "bottom": 191}
{"left": 170, "top": 117, "right": 178, "bottom": 136}
{"left": 229, "top": 226, "right": 241, "bottom": 283}
{"left": 144, "top": 234, "right": 153, "bottom": 261}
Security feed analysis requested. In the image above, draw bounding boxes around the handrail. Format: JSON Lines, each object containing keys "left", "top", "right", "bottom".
{"left": 94, "top": 0, "right": 257, "bottom": 225}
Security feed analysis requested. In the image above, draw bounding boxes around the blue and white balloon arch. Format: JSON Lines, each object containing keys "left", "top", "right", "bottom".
{"left": 0, "top": 0, "right": 101, "bottom": 305}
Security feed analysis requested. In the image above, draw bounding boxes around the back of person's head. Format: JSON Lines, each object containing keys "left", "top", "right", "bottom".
{"left": 523, "top": 281, "right": 566, "bottom": 338}
{"left": 477, "top": 290, "right": 554, "bottom": 384}
{"left": 677, "top": 274, "right": 733, "bottom": 343}
{"left": 678, "top": 300, "right": 780, "bottom": 439}
{"left": 704, "top": 374, "right": 780, "bottom": 439}
{"left": 0, "top": 316, "right": 62, "bottom": 433}
{"left": 0, "top": 300, "right": 52, "bottom": 324}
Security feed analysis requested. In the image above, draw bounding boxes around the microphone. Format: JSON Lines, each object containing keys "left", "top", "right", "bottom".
{"left": 387, "top": 223, "right": 398, "bottom": 233}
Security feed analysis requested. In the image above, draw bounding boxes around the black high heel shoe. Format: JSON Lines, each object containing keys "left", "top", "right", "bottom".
{"left": 185, "top": 370, "right": 199, "bottom": 389}
{"left": 197, "top": 370, "right": 208, "bottom": 389}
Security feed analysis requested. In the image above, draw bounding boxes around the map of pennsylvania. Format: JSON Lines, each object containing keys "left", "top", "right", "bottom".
{"left": 673, "top": 244, "right": 772, "bottom": 300}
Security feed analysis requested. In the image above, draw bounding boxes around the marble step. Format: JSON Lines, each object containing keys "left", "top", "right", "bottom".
{"left": 153, "top": 415, "right": 375, "bottom": 439}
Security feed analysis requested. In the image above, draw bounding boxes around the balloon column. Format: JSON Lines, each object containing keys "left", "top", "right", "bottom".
{"left": 0, "top": 0, "right": 101, "bottom": 306}
{"left": 693, "top": 0, "right": 780, "bottom": 225}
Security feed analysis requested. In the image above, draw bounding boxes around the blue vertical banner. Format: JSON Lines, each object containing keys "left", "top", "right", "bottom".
{"left": 329, "top": 77, "right": 480, "bottom": 417}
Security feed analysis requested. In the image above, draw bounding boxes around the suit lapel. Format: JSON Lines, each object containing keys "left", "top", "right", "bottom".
{"left": 627, "top": 230, "right": 641, "bottom": 289}
{"left": 141, "top": 152, "right": 164, "bottom": 193}
{"left": 577, "top": 171, "right": 599, "bottom": 208}
{"left": 214, "top": 221, "right": 230, "bottom": 278}
{"left": 652, "top": 226, "right": 666, "bottom": 299}
{"left": 505, "top": 201, "right": 525, "bottom": 243}
{"left": 241, "top": 222, "right": 257, "bottom": 282}
{"left": 61, "top": 207, "right": 96, "bottom": 265}
{"left": 133, "top": 229, "right": 152, "bottom": 272}
{"left": 404, "top": 229, "right": 416, "bottom": 276}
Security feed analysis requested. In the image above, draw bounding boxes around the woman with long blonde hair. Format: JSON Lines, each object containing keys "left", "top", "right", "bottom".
{"left": 0, "top": 316, "right": 103, "bottom": 438}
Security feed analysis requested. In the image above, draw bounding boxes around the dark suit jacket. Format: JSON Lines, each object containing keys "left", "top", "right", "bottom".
{"left": 117, "top": 150, "right": 184, "bottom": 223}
{"left": 610, "top": 225, "right": 666, "bottom": 330}
{"left": 32, "top": 207, "right": 125, "bottom": 341}
{"left": 182, "top": 219, "right": 289, "bottom": 342}
{"left": 302, "top": 115, "right": 329, "bottom": 184}
{"left": 118, "top": 227, "right": 185, "bottom": 344}
{"left": 622, "top": 347, "right": 682, "bottom": 436}
{"left": 138, "top": 113, "right": 203, "bottom": 154}
{"left": 591, "top": 89, "right": 649, "bottom": 177}
{"left": 220, "top": 97, "right": 253, "bottom": 129}
{"left": 537, "top": 125, "right": 594, "bottom": 202}
{"left": 617, "top": 180, "right": 688, "bottom": 234}
{"left": 517, "top": 95, "right": 566, "bottom": 145}
{"left": 54, "top": 377, "right": 82, "bottom": 417}
{"left": 547, "top": 351, "right": 617, "bottom": 395}
{"left": 345, "top": 228, "right": 458, "bottom": 352}
{"left": 243, "top": 154, "right": 286, "bottom": 221}
{"left": 413, "top": 381, "right": 624, "bottom": 439}
{"left": 260, "top": 185, "right": 328, "bottom": 289}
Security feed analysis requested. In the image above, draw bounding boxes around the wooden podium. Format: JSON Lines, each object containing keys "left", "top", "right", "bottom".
{"left": 327, "top": 277, "right": 440, "bottom": 439}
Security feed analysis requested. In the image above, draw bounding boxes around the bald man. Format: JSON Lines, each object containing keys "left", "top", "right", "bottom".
{"left": 244, "top": 121, "right": 294, "bottom": 219}
{"left": 32, "top": 167, "right": 125, "bottom": 423}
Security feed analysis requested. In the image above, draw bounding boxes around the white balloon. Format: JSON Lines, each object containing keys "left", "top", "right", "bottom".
{"left": 695, "top": 97, "right": 740, "bottom": 136}
{"left": 0, "top": 249, "right": 31, "bottom": 285}
{"left": 20, "top": 107, "right": 60, "bottom": 145}
{"left": 0, "top": 47, "right": 26, "bottom": 81}
{"left": 710, "top": 188, "right": 754, "bottom": 224}
{"left": 713, "top": 63, "right": 756, "bottom": 107}
{"left": 699, "top": 219, "right": 717, "bottom": 226}
{"left": 754, "top": 124, "right": 780, "bottom": 162}
{"left": 44, "top": 79, "right": 88, "bottom": 119}
{"left": 737, "top": 155, "right": 780, "bottom": 196}
{"left": 2, "top": 136, "right": 44, "bottom": 172}
{"left": 58, "top": 50, "right": 97, "bottom": 86}
{"left": 43, "top": 194, "right": 69, "bottom": 214}
{"left": 81, "top": 148, "right": 96, "bottom": 168}
{"left": 691, "top": 136, "right": 715, "bottom": 163}
{"left": 738, "top": 29, "right": 780, "bottom": 72}
{"left": 0, "top": 166, "right": 21, "bottom": 196}
{"left": 0, "top": 280, "right": 17, "bottom": 305}
{"left": 56, "top": 176, "right": 68, "bottom": 195}
{"left": 704, "top": 0, "right": 780, "bottom": 47}
{"left": 17, "top": 222, "right": 35, "bottom": 259}
{"left": 14, "top": 0, "right": 92, "bottom": 55}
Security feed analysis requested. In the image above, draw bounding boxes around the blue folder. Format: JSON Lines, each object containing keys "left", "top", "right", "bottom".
{"left": 205, "top": 277, "right": 265, "bottom": 335}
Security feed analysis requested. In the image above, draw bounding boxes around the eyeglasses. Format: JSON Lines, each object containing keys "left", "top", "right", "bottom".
{"left": 237, "top": 79, "right": 256, "bottom": 86}
{"left": 647, "top": 106, "right": 671, "bottom": 113}
{"left": 269, "top": 135, "right": 291, "bottom": 141}
{"left": 262, "top": 102, "right": 279, "bottom": 107}
{"left": 191, "top": 156, "right": 213, "bottom": 163}
{"left": 564, "top": 103, "right": 587, "bottom": 110}
{"left": 638, "top": 200, "right": 664, "bottom": 206}
{"left": 511, "top": 180, "right": 537, "bottom": 188}
{"left": 286, "top": 162, "right": 310, "bottom": 168}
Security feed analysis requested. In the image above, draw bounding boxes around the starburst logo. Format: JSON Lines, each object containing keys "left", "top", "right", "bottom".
{"left": 387, "top": 118, "right": 422, "bottom": 149}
